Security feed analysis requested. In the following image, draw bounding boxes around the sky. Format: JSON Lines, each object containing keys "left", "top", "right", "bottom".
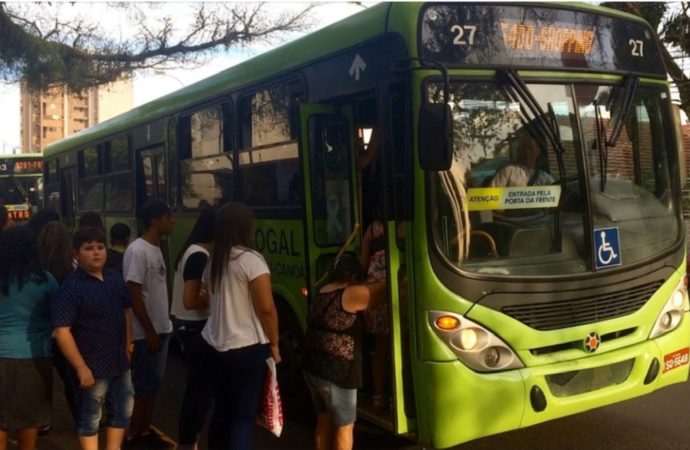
{"left": 0, "top": 2, "right": 370, "bottom": 154}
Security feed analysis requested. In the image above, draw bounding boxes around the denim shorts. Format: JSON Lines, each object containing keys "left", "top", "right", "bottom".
{"left": 131, "top": 333, "right": 170, "bottom": 398}
{"left": 75, "top": 370, "right": 134, "bottom": 436}
{"left": 303, "top": 371, "right": 357, "bottom": 427}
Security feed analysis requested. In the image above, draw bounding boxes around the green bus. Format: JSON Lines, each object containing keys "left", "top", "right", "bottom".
{"left": 44, "top": 2, "right": 689, "bottom": 448}
{"left": 0, "top": 153, "right": 43, "bottom": 224}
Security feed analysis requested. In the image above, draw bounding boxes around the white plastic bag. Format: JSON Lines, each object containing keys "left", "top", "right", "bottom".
{"left": 257, "top": 356, "right": 283, "bottom": 437}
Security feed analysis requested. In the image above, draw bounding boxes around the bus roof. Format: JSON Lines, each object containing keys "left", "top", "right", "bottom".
{"left": 44, "top": 1, "right": 656, "bottom": 158}
{"left": 0, "top": 153, "right": 43, "bottom": 158}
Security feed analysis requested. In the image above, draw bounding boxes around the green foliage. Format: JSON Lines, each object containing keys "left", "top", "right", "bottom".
{"left": 0, "top": 3, "right": 314, "bottom": 92}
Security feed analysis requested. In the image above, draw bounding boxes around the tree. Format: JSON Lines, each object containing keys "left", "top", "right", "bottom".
{"left": 603, "top": 2, "right": 690, "bottom": 118}
{"left": 0, "top": 2, "right": 315, "bottom": 92}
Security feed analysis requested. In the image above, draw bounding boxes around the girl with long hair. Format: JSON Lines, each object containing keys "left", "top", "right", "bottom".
{"left": 171, "top": 207, "right": 216, "bottom": 450}
{"left": 201, "top": 202, "right": 280, "bottom": 450}
{"left": 37, "top": 221, "right": 74, "bottom": 284}
{"left": 0, "top": 226, "right": 59, "bottom": 450}
{"left": 36, "top": 220, "right": 79, "bottom": 426}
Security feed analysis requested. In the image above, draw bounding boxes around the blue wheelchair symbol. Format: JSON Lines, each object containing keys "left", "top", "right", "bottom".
{"left": 594, "top": 227, "right": 621, "bottom": 269}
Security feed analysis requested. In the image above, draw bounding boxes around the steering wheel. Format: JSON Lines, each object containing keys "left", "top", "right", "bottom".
{"left": 470, "top": 230, "right": 498, "bottom": 257}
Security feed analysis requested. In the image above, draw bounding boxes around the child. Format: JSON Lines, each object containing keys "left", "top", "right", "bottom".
{"left": 106, "top": 222, "right": 131, "bottom": 274}
{"left": 51, "top": 227, "right": 134, "bottom": 450}
{"left": 123, "top": 198, "right": 175, "bottom": 448}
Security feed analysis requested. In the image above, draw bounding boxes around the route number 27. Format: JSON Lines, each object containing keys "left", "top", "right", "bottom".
{"left": 629, "top": 39, "right": 644, "bottom": 57}
{"left": 452, "top": 25, "right": 477, "bottom": 46}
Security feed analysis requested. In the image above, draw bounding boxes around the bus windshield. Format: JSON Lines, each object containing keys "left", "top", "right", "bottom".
{"left": 427, "top": 80, "right": 680, "bottom": 276}
{"left": 0, "top": 178, "right": 27, "bottom": 204}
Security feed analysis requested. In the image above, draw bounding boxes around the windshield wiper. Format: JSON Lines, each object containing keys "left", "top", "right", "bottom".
{"left": 593, "top": 99, "right": 608, "bottom": 192}
{"left": 9, "top": 176, "right": 29, "bottom": 203}
{"left": 497, "top": 69, "right": 566, "bottom": 251}
{"left": 607, "top": 75, "right": 639, "bottom": 147}
{"left": 498, "top": 69, "right": 566, "bottom": 157}
{"left": 592, "top": 74, "right": 639, "bottom": 192}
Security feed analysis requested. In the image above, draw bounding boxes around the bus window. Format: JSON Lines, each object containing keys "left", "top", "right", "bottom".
{"left": 105, "top": 135, "right": 133, "bottom": 211}
{"left": 179, "top": 104, "right": 234, "bottom": 209}
{"left": 238, "top": 83, "right": 303, "bottom": 208}
{"left": 77, "top": 146, "right": 103, "bottom": 211}
{"left": 309, "top": 115, "right": 353, "bottom": 245}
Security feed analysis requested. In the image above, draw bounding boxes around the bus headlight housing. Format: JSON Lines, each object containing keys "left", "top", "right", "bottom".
{"left": 429, "top": 310, "right": 524, "bottom": 372}
{"left": 649, "top": 277, "right": 688, "bottom": 339}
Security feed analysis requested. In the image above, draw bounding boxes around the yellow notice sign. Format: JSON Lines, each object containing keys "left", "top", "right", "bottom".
{"left": 467, "top": 186, "right": 561, "bottom": 211}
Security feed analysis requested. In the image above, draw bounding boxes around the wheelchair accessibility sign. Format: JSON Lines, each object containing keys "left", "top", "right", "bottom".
{"left": 594, "top": 227, "right": 621, "bottom": 270}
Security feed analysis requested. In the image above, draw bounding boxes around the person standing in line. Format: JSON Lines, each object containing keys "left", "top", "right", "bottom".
{"left": 202, "top": 202, "right": 281, "bottom": 450}
{"left": 0, "top": 226, "right": 59, "bottom": 450}
{"left": 171, "top": 207, "right": 216, "bottom": 450}
{"left": 26, "top": 208, "right": 60, "bottom": 236}
{"left": 302, "top": 254, "right": 386, "bottom": 450}
{"left": 37, "top": 221, "right": 79, "bottom": 425}
{"left": 106, "top": 223, "right": 131, "bottom": 274}
{"left": 122, "top": 199, "right": 175, "bottom": 449}
{"left": 51, "top": 227, "right": 134, "bottom": 450}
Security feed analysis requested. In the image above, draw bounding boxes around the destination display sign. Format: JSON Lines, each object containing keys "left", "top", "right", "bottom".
{"left": 420, "top": 4, "right": 665, "bottom": 77}
{"left": 0, "top": 157, "right": 43, "bottom": 175}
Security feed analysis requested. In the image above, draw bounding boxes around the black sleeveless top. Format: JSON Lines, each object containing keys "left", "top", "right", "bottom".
{"left": 303, "top": 288, "right": 363, "bottom": 389}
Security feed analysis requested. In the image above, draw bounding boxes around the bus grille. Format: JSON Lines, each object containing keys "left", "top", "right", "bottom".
{"left": 546, "top": 359, "right": 634, "bottom": 397}
{"left": 502, "top": 281, "right": 662, "bottom": 331}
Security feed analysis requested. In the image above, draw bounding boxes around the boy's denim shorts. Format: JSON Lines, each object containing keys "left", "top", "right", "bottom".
{"left": 75, "top": 369, "right": 134, "bottom": 436}
{"left": 303, "top": 370, "right": 357, "bottom": 427}
{"left": 131, "top": 333, "right": 170, "bottom": 398}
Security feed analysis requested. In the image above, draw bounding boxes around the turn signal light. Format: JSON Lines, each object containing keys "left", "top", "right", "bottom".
{"left": 300, "top": 287, "right": 309, "bottom": 298}
{"left": 436, "top": 315, "right": 460, "bottom": 330}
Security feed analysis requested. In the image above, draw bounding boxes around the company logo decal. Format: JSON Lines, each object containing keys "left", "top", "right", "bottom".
{"left": 584, "top": 332, "right": 600, "bottom": 352}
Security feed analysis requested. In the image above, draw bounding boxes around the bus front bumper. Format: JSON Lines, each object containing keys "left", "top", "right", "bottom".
{"left": 420, "top": 312, "right": 690, "bottom": 449}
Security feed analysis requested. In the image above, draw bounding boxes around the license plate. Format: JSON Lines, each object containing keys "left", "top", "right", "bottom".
{"left": 663, "top": 348, "right": 689, "bottom": 372}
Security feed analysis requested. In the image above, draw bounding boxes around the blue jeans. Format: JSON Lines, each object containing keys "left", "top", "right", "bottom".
{"left": 131, "top": 333, "right": 170, "bottom": 398}
{"left": 75, "top": 370, "right": 134, "bottom": 436}
{"left": 303, "top": 370, "right": 357, "bottom": 427}
{"left": 176, "top": 320, "right": 213, "bottom": 445}
{"left": 208, "top": 343, "right": 269, "bottom": 450}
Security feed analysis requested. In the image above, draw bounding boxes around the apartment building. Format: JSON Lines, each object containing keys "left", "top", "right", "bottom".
{"left": 20, "top": 78, "right": 133, "bottom": 153}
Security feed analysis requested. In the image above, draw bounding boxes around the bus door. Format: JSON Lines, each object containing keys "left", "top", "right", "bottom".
{"left": 299, "top": 104, "right": 360, "bottom": 296}
{"left": 59, "top": 166, "right": 76, "bottom": 230}
{"left": 135, "top": 146, "right": 170, "bottom": 264}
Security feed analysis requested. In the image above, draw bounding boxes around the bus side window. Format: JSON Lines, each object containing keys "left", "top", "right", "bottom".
{"left": 238, "top": 83, "right": 303, "bottom": 209}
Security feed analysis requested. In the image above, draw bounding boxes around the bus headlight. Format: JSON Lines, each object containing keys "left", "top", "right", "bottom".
{"left": 429, "top": 310, "right": 524, "bottom": 372}
{"left": 649, "top": 277, "right": 688, "bottom": 339}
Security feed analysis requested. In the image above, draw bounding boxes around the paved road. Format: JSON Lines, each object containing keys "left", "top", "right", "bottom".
{"left": 17, "top": 343, "right": 690, "bottom": 449}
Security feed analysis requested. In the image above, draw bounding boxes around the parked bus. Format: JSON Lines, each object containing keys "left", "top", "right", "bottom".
{"left": 43, "top": 3, "right": 689, "bottom": 448}
{"left": 0, "top": 153, "right": 43, "bottom": 224}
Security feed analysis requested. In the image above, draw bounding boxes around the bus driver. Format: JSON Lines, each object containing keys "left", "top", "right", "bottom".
{"left": 490, "top": 129, "right": 554, "bottom": 187}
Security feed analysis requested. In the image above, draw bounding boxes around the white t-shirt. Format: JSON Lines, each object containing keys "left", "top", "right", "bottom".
{"left": 171, "top": 244, "right": 209, "bottom": 321}
{"left": 123, "top": 237, "right": 173, "bottom": 339}
{"left": 201, "top": 247, "right": 270, "bottom": 352}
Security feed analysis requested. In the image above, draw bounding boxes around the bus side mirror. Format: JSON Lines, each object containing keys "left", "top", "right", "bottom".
{"left": 419, "top": 103, "right": 453, "bottom": 171}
